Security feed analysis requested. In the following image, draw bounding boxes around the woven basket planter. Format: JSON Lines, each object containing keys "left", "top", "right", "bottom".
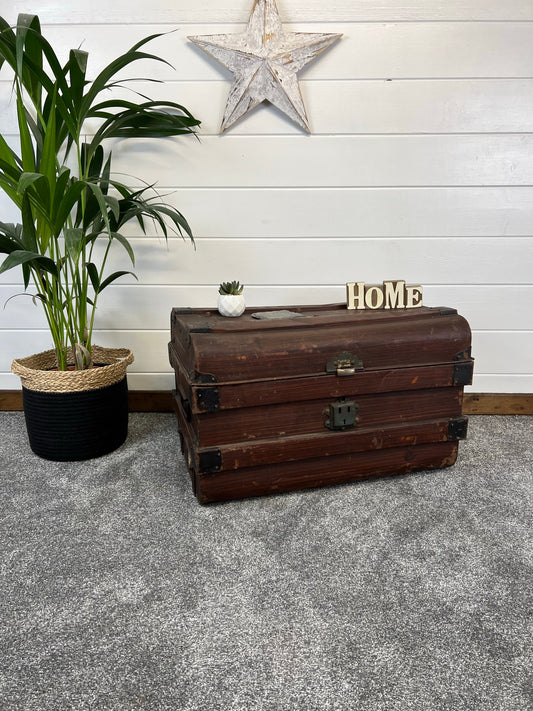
{"left": 11, "top": 346, "right": 134, "bottom": 461}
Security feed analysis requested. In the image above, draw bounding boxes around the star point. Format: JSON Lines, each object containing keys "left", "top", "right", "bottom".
{"left": 188, "top": 0, "right": 342, "bottom": 133}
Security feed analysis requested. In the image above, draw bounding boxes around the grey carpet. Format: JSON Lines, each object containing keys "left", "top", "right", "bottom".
{"left": 0, "top": 413, "right": 531, "bottom": 711}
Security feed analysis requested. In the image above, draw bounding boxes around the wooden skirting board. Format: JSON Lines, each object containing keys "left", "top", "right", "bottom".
{"left": 463, "top": 394, "right": 533, "bottom": 415}
{"left": 0, "top": 390, "right": 532, "bottom": 415}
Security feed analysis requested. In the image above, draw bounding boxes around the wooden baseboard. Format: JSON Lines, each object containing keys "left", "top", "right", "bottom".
{"left": 0, "top": 391, "right": 23, "bottom": 410}
{"left": 463, "top": 394, "right": 533, "bottom": 415}
{"left": 0, "top": 390, "right": 175, "bottom": 412}
{"left": 128, "top": 390, "right": 174, "bottom": 412}
{"left": 0, "top": 390, "right": 532, "bottom": 415}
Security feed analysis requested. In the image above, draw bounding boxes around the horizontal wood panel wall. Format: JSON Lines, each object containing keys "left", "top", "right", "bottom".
{"left": 1, "top": 1, "right": 532, "bottom": 400}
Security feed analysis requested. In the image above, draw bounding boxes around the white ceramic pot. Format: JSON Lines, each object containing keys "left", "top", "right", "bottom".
{"left": 217, "top": 294, "right": 245, "bottom": 317}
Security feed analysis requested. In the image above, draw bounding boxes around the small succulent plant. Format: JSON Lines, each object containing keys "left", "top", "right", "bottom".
{"left": 219, "top": 281, "right": 244, "bottom": 296}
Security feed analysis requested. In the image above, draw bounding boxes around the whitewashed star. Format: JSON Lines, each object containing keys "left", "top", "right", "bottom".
{"left": 188, "top": 0, "right": 342, "bottom": 133}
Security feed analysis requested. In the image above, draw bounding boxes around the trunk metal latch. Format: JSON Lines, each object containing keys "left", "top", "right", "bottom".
{"left": 325, "top": 400, "right": 360, "bottom": 430}
{"left": 326, "top": 351, "right": 363, "bottom": 377}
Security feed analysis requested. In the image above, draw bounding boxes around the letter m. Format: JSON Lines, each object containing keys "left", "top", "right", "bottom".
{"left": 383, "top": 280, "right": 405, "bottom": 309}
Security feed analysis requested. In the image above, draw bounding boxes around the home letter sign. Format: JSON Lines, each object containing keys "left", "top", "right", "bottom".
{"left": 346, "top": 280, "right": 423, "bottom": 310}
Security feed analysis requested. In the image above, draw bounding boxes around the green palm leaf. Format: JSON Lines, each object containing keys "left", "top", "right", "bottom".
{"left": 0, "top": 222, "right": 24, "bottom": 254}
{"left": 0, "top": 13, "right": 200, "bottom": 369}
{"left": 16, "top": 85, "right": 36, "bottom": 172}
{"left": 81, "top": 43, "right": 174, "bottom": 115}
{"left": 110, "top": 232, "right": 135, "bottom": 266}
{"left": 0, "top": 249, "right": 58, "bottom": 276}
{"left": 64, "top": 227, "right": 85, "bottom": 261}
{"left": 99, "top": 270, "right": 137, "bottom": 292}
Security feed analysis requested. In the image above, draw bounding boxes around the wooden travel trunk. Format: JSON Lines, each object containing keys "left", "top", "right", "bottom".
{"left": 169, "top": 304, "right": 473, "bottom": 504}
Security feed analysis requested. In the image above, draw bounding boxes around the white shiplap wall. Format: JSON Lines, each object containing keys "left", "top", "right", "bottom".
{"left": 1, "top": 0, "right": 532, "bottom": 393}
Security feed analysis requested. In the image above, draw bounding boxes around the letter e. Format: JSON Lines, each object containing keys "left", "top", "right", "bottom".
{"left": 405, "top": 285, "right": 423, "bottom": 308}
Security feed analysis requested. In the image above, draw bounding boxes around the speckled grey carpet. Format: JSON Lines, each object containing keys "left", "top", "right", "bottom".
{"left": 0, "top": 413, "right": 531, "bottom": 711}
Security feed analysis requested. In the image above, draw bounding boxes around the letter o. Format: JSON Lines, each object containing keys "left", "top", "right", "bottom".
{"left": 365, "top": 286, "right": 384, "bottom": 309}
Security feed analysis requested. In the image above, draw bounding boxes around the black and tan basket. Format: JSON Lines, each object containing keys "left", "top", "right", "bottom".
{"left": 12, "top": 346, "right": 134, "bottom": 461}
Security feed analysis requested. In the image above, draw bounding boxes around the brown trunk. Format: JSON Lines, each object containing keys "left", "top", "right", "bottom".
{"left": 169, "top": 304, "right": 473, "bottom": 503}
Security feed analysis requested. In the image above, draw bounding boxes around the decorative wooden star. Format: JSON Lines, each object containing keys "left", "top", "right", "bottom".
{"left": 188, "top": 0, "right": 342, "bottom": 133}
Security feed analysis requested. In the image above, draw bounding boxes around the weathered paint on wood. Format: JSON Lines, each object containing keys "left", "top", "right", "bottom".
{"left": 192, "top": 442, "right": 460, "bottom": 503}
{"left": 189, "top": 0, "right": 341, "bottom": 132}
{"left": 180, "top": 387, "right": 464, "bottom": 447}
{"left": 170, "top": 304, "right": 471, "bottom": 502}
{"left": 169, "top": 305, "right": 471, "bottom": 383}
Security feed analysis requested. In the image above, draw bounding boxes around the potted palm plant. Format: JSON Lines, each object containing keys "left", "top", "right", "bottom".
{"left": 0, "top": 14, "right": 200, "bottom": 460}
